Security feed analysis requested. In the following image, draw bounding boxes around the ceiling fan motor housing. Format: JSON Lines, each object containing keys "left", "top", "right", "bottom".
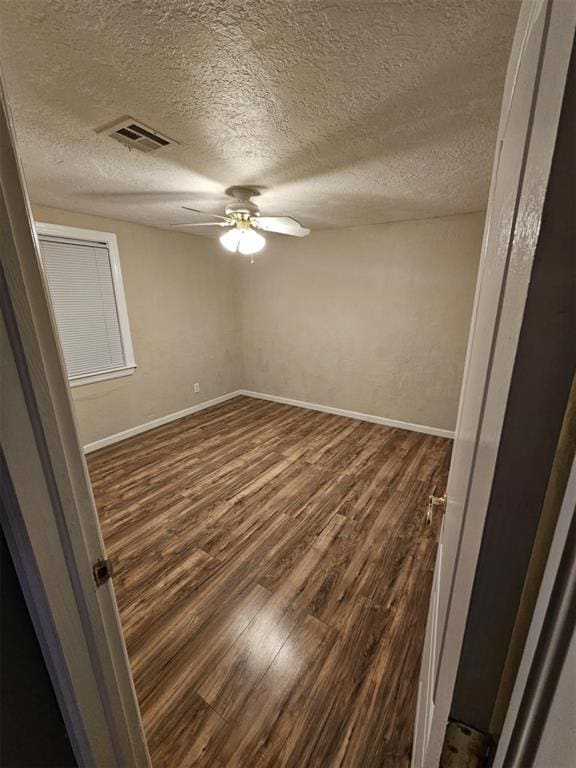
{"left": 225, "top": 186, "right": 261, "bottom": 218}
{"left": 225, "top": 201, "right": 260, "bottom": 218}
{"left": 173, "top": 185, "right": 309, "bottom": 240}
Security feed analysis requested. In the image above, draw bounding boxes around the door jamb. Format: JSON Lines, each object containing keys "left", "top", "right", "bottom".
{"left": 418, "top": 1, "right": 576, "bottom": 764}
{"left": 0, "top": 71, "right": 150, "bottom": 767}
{"left": 492, "top": 455, "right": 576, "bottom": 766}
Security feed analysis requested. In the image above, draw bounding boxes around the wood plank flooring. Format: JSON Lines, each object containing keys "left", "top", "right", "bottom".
{"left": 88, "top": 396, "right": 451, "bottom": 768}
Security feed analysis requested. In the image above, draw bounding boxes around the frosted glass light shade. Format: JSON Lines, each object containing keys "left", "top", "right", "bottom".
{"left": 219, "top": 228, "right": 241, "bottom": 252}
{"left": 219, "top": 226, "right": 266, "bottom": 255}
{"left": 238, "top": 228, "right": 265, "bottom": 255}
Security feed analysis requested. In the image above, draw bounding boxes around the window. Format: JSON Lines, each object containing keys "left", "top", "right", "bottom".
{"left": 35, "top": 223, "right": 136, "bottom": 387}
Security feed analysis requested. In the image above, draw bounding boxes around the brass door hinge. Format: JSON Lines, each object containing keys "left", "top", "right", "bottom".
{"left": 427, "top": 492, "right": 447, "bottom": 525}
{"left": 93, "top": 557, "right": 113, "bottom": 586}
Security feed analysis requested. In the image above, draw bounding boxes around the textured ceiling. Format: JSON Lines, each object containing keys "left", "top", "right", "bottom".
{"left": 0, "top": 0, "right": 519, "bottom": 232}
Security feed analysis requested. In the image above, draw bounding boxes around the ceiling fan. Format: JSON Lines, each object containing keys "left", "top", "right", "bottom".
{"left": 170, "top": 186, "right": 310, "bottom": 259}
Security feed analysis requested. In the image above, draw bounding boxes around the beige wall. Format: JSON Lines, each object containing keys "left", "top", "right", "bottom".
{"left": 33, "top": 205, "right": 240, "bottom": 445}
{"left": 33, "top": 207, "right": 483, "bottom": 443}
{"left": 238, "top": 212, "right": 484, "bottom": 431}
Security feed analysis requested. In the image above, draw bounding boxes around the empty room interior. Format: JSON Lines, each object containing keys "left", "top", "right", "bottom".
{"left": 2, "top": 2, "right": 576, "bottom": 768}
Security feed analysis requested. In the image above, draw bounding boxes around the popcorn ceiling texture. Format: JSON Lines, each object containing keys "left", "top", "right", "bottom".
{"left": 0, "top": 0, "right": 518, "bottom": 231}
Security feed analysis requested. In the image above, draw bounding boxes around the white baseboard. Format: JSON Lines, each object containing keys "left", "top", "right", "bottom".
{"left": 83, "top": 387, "right": 454, "bottom": 452}
{"left": 238, "top": 389, "right": 455, "bottom": 439}
{"left": 83, "top": 391, "right": 243, "bottom": 453}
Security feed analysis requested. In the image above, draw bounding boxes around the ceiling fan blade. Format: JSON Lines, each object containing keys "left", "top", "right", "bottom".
{"left": 181, "top": 206, "right": 231, "bottom": 221}
{"left": 171, "top": 221, "right": 232, "bottom": 228}
{"left": 252, "top": 216, "right": 310, "bottom": 237}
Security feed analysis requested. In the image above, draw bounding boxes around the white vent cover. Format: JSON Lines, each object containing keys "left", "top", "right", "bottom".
{"left": 99, "top": 118, "right": 177, "bottom": 153}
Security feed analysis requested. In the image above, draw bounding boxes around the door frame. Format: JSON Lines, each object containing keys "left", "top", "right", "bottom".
{"left": 1, "top": 4, "right": 573, "bottom": 766}
{"left": 412, "top": 0, "right": 576, "bottom": 764}
{"left": 0, "top": 73, "right": 150, "bottom": 766}
{"left": 492, "top": 455, "right": 576, "bottom": 767}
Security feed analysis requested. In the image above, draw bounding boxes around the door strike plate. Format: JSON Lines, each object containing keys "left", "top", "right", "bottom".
{"left": 93, "top": 557, "right": 113, "bottom": 586}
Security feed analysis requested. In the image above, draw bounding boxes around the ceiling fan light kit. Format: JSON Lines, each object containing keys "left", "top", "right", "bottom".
{"left": 171, "top": 186, "right": 310, "bottom": 262}
{"left": 220, "top": 224, "right": 265, "bottom": 256}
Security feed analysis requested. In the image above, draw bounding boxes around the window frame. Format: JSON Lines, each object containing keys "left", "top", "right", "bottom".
{"left": 35, "top": 222, "right": 136, "bottom": 387}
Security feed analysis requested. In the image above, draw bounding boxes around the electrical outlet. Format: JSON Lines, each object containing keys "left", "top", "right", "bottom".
{"left": 194, "top": 382, "right": 200, "bottom": 393}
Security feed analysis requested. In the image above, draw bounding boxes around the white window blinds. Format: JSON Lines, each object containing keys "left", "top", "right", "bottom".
{"left": 38, "top": 234, "right": 128, "bottom": 380}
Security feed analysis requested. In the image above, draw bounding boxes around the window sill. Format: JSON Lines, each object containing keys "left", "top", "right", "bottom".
{"left": 68, "top": 365, "right": 137, "bottom": 388}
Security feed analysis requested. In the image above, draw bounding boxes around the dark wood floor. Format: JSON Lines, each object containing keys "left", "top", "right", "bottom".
{"left": 88, "top": 396, "right": 451, "bottom": 768}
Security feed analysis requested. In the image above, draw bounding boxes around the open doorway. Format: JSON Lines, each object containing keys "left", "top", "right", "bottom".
{"left": 3, "top": 2, "right": 573, "bottom": 767}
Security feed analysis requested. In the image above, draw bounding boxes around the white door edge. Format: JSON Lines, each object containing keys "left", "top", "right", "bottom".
{"left": 0, "top": 70, "right": 150, "bottom": 767}
{"left": 412, "top": 1, "right": 576, "bottom": 765}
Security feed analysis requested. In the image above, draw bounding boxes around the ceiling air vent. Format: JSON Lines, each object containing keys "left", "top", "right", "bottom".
{"left": 99, "top": 118, "right": 177, "bottom": 153}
